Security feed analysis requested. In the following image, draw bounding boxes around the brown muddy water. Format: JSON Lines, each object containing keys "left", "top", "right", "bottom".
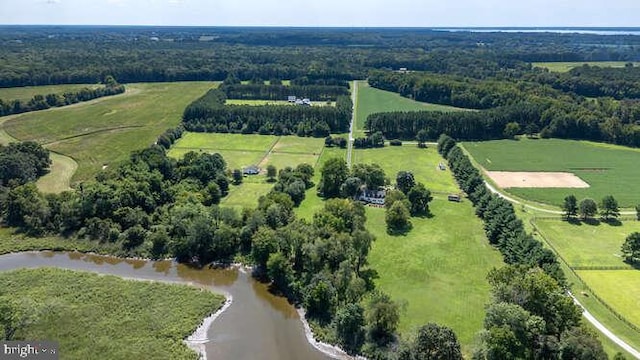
{"left": 0, "top": 251, "right": 332, "bottom": 360}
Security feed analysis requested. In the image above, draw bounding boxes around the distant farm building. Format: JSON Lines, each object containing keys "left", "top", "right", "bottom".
{"left": 287, "top": 96, "right": 312, "bottom": 106}
{"left": 438, "top": 163, "right": 446, "bottom": 171}
{"left": 358, "top": 189, "right": 386, "bottom": 205}
{"left": 243, "top": 165, "right": 260, "bottom": 175}
{"left": 448, "top": 194, "right": 461, "bottom": 202}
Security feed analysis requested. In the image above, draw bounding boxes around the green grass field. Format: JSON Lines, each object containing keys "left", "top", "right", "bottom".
{"left": 367, "top": 200, "right": 503, "bottom": 354}
{"left": 532, "top": 61, "right": 640, "bottom": 72}
{"left": 353, "top": 146, "right": 459, "bottom": 194}
{"left": 354, "top": 81, "right": 467, "bottom": 137}
{"left": 531, "top": 217, "right": 640, "bottom": 355}
{"left": 534, "top": 219, "right": 639, "bottom": 268}
{"left": 0, "top": 267, "right": 224, "bottom": 360}
{"left": 464, "top": 138, "right": 640, "bottom": 207}
{"left": 3, "top": 82, "right": 216, "bottom": 183}
{"left": 170, "top": 133, "right": 325, "bottom": 209}
{"left": 0, "top": 84, "right": 100, "bottom": 102}
{"left": 577, "top": 270, "right": 640, "bottom": 329}
{"left": 225, "top": 99, "right": 334, "bottom": 106}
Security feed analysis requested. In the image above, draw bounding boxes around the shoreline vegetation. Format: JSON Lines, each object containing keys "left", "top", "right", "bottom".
{"left": 0, "top": 247, "right": 359, "bottom": 360}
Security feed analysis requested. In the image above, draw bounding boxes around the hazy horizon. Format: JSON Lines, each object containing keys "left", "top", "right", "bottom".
{"left": 1, "top": 0, "right": 638, "bottom": 28}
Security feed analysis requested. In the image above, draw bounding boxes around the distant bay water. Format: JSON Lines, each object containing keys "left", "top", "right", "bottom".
{"left": 435, "top": 28, "right": 640, "bottom": 36}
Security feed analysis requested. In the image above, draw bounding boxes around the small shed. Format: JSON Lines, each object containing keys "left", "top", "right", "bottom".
{"left": 448, "top": 194, "right": 461, "bottom": 202}
{"left": 287, "top": 96, "right": 296, "bottom": 102}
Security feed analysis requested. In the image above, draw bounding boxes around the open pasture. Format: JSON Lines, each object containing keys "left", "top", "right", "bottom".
{"left": 353, "top": 146, "right": 459, "bottom": 194}
{"left": 355, "top": 81, "right": 467, "bottom": 136}
{"left": 532, "top": 61, "right": 640, "bottom": 72}
{"left": 225, "top": 99, "right": 334, "bottom": 106}
{"left": 3, "top": 82, "right": 216, "bottom": 182}
{"left": 0, "top": 83, "right": 100, "bottom": 102}
{"left": 577, "top": 270, "right": 640, "bottom": 329}
{"left": 367, "top": 199, "right": 503, "bottom": 354}
{"left": 534, "top": 218, "right": 639, "bottom": 268}
{"left": 464, "top": 138, "right": 640, "bottom": 207}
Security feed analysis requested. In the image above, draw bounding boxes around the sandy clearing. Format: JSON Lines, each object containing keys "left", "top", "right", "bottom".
{"left": 487, "top": 171, "right": 590, "bottom": 188}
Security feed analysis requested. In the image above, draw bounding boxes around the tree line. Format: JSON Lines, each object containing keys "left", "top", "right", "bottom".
{"left": 437, "top": 134, "right": 607, "bottom": 359}
{"left": 367, "top": 70, "right": 640, "bottom": 147}
{"left": 0, "top": 76, "right": 125, "bottom": 117}
{"left": 182, "top": 89, "right": 351, "bottom": 137}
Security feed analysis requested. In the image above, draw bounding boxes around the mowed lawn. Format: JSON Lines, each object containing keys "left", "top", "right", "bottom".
{"left": 353, "top": 146, "right": 459, "bottom": 194}
{"left": 534, "top": 219, "right": 639, "bottom": 268}
{"left": 367, "top": 201, "right": 503, "bottom": 353}
{"left": 355, "top": 81, "right": 466, "bottom": 136}
{"left": 170, "top": 133, "right": 326, "bottom": 209}
{"left": 577, "top": 270, "right": 640, "bottom": 329}
{"left": 0, "top": 83, "right": 100, "bottom": 102}
{"left": 464, "top": 138, "right": 640, "bottom": 207}
{"left": 532, "top": 61, "right": 640, "bottom": 72}
{"left": 3, "top": 82, "right": 216, "bottom": 182}
{"left": 169, "top": 132, "right": 277, "bottom": 170}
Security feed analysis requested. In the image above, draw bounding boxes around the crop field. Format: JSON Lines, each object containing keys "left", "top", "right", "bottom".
{"left": 532, "top": 61, "right": 640, "bottom": 72}
{"left": 0, "top": 267, "right": 224, "bottom": 360}
{"left": 534, "top": 218, "right": 639, "bottom": 268}
{"left": 2, "top": 82, "right": 216, "bottom": 183}
{"left": 354, "top": 81, "right": 467, "bottom": 137}
{"left": 577, "top": 270, "right": 640, "bottom": 329}
{"left": 367, "top": 200, "right": 503, "bottom": 354}
{"left": 353, "top": 146, "right": 459, "bottom": 194}
{"left": 464, "top": 138, "right": 640, "bottom": 207}
{"left": 0, "top": 83, "right": 100, "bottom": 102}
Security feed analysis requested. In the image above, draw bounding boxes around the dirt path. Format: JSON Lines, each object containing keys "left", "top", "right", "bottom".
{"left": 346, "top": 81, "right": 357, "bottom": 168}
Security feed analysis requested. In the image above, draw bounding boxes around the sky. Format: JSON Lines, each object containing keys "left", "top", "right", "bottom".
{"left": 0, "top": 0, "right": 638, "bottom": 27}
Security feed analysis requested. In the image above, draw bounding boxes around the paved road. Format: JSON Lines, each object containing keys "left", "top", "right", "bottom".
{"left": 569, "top": 292, "right": 640, "bottom": 359}
{"left": 346, "top": 81, "right": 357, "bottom": 168}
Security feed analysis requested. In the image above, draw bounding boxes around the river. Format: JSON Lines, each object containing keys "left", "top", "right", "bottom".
{"left": 0, "top": 251, "right": 334, "bottom": 360}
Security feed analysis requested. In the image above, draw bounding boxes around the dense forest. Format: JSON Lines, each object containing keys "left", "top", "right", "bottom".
{"left": 366, "top": 69, "right": 640, "bottom": 147}
{"left": 2, "top": 26, "right": 640, "bottom": 87}
{"left": 182, "top": 88, "right": 352, "bottom": 136}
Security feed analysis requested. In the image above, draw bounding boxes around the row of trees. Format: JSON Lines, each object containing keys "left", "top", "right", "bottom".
{"left": 219, "top": 83, "right": 349, "bottom": 101}
{"left": 437, "top": 134, "right": 606, "bottom": 358}
{"left": 0, "top": 76, "right": 125, "bottom": 117}
{"left": 562, "top": 195, "right": 620, "bottom": 221}
{"left": 182, "top": 89, "right": 351, "bottom": 137}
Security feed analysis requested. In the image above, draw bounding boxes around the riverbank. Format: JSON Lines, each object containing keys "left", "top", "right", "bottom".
{"left": 185, "top": 294, "right": 233, "bottom": 360}
{"left": 298, "top": 308, "right": 364, "bottom": 360}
